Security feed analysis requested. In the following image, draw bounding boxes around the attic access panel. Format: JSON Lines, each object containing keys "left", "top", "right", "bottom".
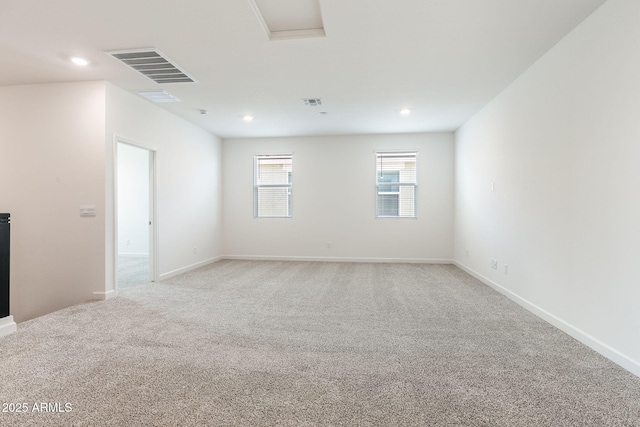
{"left": 249, "top": 0, "right": 325, "bottom": 40}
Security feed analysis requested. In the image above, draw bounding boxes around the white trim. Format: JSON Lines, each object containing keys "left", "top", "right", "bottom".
{"left": 0, "top": 315, "right": 17, "bottom": 337}
{"left": 149, "top": 147, "right": 159, "bottom": 283}
{"left": 248, "top": 0, "right": 272, "bottom": 39}
{"left": 159, "top": 257, "right": 222, "bottom": 280}
{"left": 248, "top": 0, "right": 325, "bottom": 41}
{"left": 223, "top": 255, "right": 454, "bottom": 264}
{"left": 454, "top": 260, "right": 640, "bottom": 378}
{"left": 117, "top": 252, "right": 149, "bottom": 257}
{"left": 93, "top": 290, "right": 116, "bottom": 300}
{"left": 269, "top": 28, "right": 325, "bottom": 40}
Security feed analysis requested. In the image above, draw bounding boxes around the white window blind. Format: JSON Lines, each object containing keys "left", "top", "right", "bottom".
{"left": 376, "top": 152, "right": 417, "bottom": 218}
{"left": 254, "top": 154, "right": 293, "bottom": 218}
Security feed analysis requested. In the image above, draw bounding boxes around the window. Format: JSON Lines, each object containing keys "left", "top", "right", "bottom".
{"left": 254, "top": 154, "right": 293, "bottom": 218}
{"left": 376, "top": 152, "right": 417, "bottom": 218}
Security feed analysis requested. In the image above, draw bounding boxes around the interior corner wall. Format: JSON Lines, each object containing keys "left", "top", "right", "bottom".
{"left": 454, "top": 0, "right": 640, "bottom": 376}
{"left": 105, "top": 83, "right": 222, "bottom": 283}
{"left": 0, "top": 81, "right": 107, "bottom": 323}
{"left": 222, "top": 133, "right": 454, "bottom": 262}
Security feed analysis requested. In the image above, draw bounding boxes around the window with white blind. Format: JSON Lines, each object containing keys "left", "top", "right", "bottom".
{"left": 254, "top": 154, "right": 293, "bottom": 218}
{"left": 376, "top": 152, "right": 417, "bottom": 218}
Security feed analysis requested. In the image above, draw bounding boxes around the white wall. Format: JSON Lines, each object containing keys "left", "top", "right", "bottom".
{"left": 454, "top": 0, "right": 640, "bottom": 376}
{"left": 105, "top": 83, "right": 223, "bottom": 286}
{"left": 0, "top": 82, "right": 107, "bottom": 323}
{"left": 223, "top": 133, "right": 454, "bottom": 261}
{"left": 0, "top": 81, "right": 222, "bottom": 321}
{"left": 117, "top": 143, "right": 149, "bottom": 256}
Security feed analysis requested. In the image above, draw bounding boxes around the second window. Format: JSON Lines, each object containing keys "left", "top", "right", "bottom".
{"left": 254, "top": 154, "right": 293, "bottom": 218}
{"left": 376, "top": 152, "right": 417, "bottom": 218}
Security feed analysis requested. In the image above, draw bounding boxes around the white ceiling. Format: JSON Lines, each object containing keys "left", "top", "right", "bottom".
{"left": 0, "top": 0, "right": 607, "bottom": 139}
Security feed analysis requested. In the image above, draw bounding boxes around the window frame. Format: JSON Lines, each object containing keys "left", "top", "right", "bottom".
{"left": 253, "top": 154, "right": 293, "bottom": 218}
{"left": 375, "top": 151, "right": 418, "bottom": 219}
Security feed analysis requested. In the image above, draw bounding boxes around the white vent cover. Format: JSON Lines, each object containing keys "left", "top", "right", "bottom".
{"left": 137, "top": 90, "right": 181, "bottom": 103}
{"left": 302, "top": 98, "right": 323, "bottom": 107}
{"left": 108, "top": 49, "right": 197, "bottom": 84}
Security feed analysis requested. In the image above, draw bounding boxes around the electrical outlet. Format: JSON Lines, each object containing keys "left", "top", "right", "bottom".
{"left": 327, "top": 242, "right": 332, "bottom": 249}
{"left": 491, "top": 259, "right": 498, "bottom": 269}
{"left": 193, "top": 247, "right": 197, "bottom": 255}
{"left": 504, "top": 264, "right": 508, "bottom": 274}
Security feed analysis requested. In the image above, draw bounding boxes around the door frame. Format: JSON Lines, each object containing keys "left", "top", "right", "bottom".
{"left": 113, "top": 135, "right": 159, "bottom": 293}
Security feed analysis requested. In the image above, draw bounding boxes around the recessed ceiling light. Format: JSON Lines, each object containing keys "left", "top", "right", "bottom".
{"left": 400, "top": 108, "right": 411, "bottom": 115}
{"left": 243, "top": 115, "right": 254, "bottom": 122}
{"left": 70, "top": 56, "right": 89, "bottom": 66}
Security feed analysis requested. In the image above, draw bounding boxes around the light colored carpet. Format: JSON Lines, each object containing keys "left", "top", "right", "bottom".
{"left": 117, "top": 255, "right": 150, "bottom": 289}
{"left": 1, "top": 260, "right": 639, "bottom": 426}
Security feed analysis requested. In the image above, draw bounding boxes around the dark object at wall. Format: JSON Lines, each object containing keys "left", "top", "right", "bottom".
{"left": 0, "top": 214, "right": 9, "bottom": 319}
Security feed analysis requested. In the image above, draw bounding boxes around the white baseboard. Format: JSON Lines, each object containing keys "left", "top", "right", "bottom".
{"left": 0, "top": 315, "right": 17, "bottom": 337}
{"left": 159, "top": 257, "right": 222, "bottom": 280}
{"left": 117, "top": 253, "right": 149, "bottom": 257}
{"left": 92, "top": 290, "right": 117, "bottom": 301}
{"left": 223, "top": 255, "right": 454, "bottom": 264}
{"left": 454, "top": 260, "right": 640, "bottom": 378}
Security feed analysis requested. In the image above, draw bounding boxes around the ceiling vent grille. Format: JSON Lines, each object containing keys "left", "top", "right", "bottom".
{"left": 136, "top": 90, "right": 181, "bottom": 103}
{"left": 302, "top": 98, "right": 323, "bottom": 107}
{"left": 107, "top": 49, "right": 197, "bottom": 84}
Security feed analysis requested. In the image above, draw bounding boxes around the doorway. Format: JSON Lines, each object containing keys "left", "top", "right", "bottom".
{"left": 116, "top": 140, "right": 156, "bottom": 292}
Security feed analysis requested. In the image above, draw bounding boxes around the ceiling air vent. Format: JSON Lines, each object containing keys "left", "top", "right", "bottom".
{"left": 137, "top": 90, "right": 181, "bottom": 103}
{"left": 302, "top": 98, "right": 323, "bottom": 107}
{"left": 107, "top": 49, "right": 197, "bottom": 84}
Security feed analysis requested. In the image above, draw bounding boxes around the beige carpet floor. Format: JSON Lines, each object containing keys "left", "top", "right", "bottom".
{"left": 117, "top": 255, "right": 150, "bottom": 288}
{"left": 1, "top": 260, "right": 639, "bottom": 426}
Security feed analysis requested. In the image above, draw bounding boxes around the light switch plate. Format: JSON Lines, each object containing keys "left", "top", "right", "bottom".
{"left": 80, "top": 205, "right": 96, "bottom": 217}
